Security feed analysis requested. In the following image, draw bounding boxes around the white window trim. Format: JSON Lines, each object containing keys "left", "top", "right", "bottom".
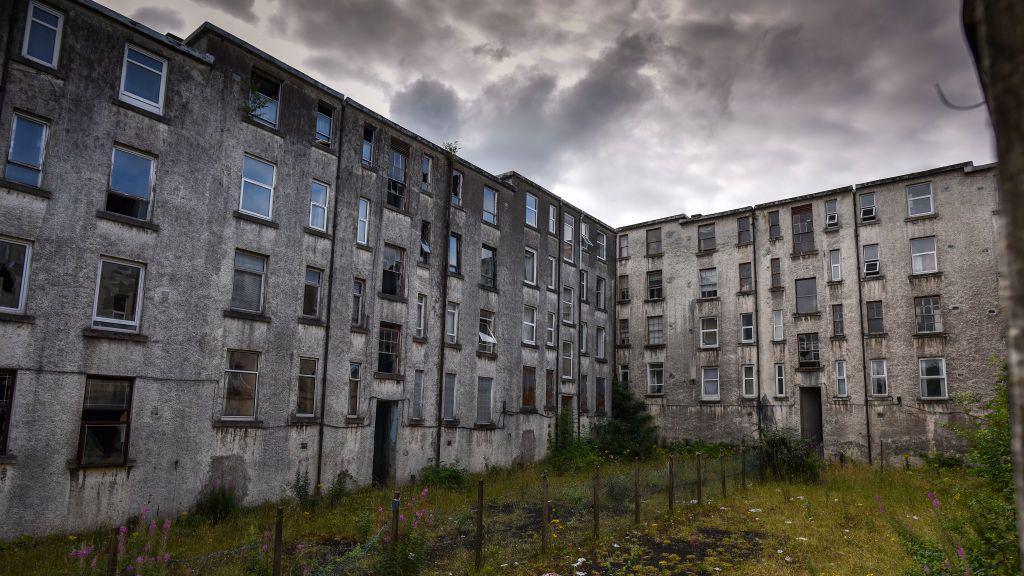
{"left": 910, "top": 236, "right": 938, "bottom": 275}
{"left": 740, "top": 312, "right": 755, "bottom": 343}
{"left": 772, "top": 309, "right": 784, "bottom": 341}
{"left": 596, "top": 233, "right": 607, "bottom": 260}
{"left": 835, "top": 360, "right": 848, "bottom": 397}
{"left": 774, "top": 363, "right": 786, "bottom": 397}
{"left": 545, "top": 311, "right": 556, "bottom": 346}
{"left": 522, "top": 305, "right": 537, "bottom": 345}
{"left": 118, "top": 44, "right": 167, "bottom": 115}
{"left": 309, "top": 179, "right": 330, "bottom": 231}
{"left": 0, "top": 237, "right": 31, "bottom": 314}
{"left": 232, "top": 251, "right": 266, "bottom": 313}
{"left": 919, "top": 357, "right": 948, "bottom": 399}
{"left": 22, "top": 2, "right": 64, "bottom": 68}
{"left": 109, "top": 146, "right": 156, "bottom": 220}
{"left": 561, "top": 340, "right": 574, "bottom": 380}
{"left": 596, "top": 327, "right": 606, "bottom": 359}
{"left": 548, "top": 205, "right": 557, "bottom": 234}
{"left": 563, "top": 214, "right": 575, "bottom": 263}
{"left": 356, "top": 197, "right": 370, "bottom": 245}
{"left": 700, "top": 316, "right": 718, "bottom": 348}
{"left": 524, "top": 247, "right": 537, "bottom": 285}
{"left": 547, "top": 256, "right": 557, "bottom": 290}
{"left": 830, "top": 249, "right": 842, "bottom": 282}
{"left": 7, "top": 113, "right": 49, "bottom": 187}
{"left": 907, "top": 183, "right": 935, "bottom": 217}
{"left": 870, "top": 359, "right": 889, "bottom": 396}
{"left": 741, "top": 364, "right": 756, "bottom": 398}
{"left": 525, "top": 193, "right": 538, "bottom": 228}
{"left": 239, "top": 154, "right": 276, "bottom": 220}
{"left": 91, "top": 257, "right": 145, "bottom": 333}
{"left": 701, "top": 367, "right": 720, "bottom": 401}
{"left": 415, "top": 293, "right": 427, "bottom": 338}
{"left": 223, "top": 350, "right": 260, "bottom": 420}
{"left": 445, "top": 301, "right": 459, "bottom": 343}
{"left": 647, "top": 363, "right": 664, "bottom": 395}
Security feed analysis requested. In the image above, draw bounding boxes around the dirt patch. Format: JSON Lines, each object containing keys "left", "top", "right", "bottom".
{"left": 597, "top": 528, "right": 764, "bottom": 575}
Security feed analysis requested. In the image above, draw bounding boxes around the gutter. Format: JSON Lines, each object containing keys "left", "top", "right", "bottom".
{"left": 432, "top": 152, "right": 454, "bottom": 465}
{"left": 851, "top": 184, "right": 875, "bottom": 464}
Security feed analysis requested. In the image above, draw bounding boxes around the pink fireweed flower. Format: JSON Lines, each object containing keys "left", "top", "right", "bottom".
{"left": 956, "top": 546, "right": 965, "bottom": 558}
{"left": 262, "top": 530, "right": 271, "bottom": 553}
{"left": 163, "top": 553, "right": 171, "bottom": 563}
{"left": 420, "top": 488, "right": 429, "bottom": 498}
{"left": 875, "top": 495, "right": 885, "bottom": 514}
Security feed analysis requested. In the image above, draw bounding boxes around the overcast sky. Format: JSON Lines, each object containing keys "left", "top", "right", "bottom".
{"left": 110, "top": 0, "right": 994, "bottom": 227}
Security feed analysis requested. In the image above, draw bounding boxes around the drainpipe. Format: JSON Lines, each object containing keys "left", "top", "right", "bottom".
{"left": 313, "top": 100, "right": 347, "bottom": 495}
{"left": 0, "top": 2, "right": 19, "bottom": 116}
{"left": 555, "top": 198, "right": 566, "bottom": 438}
{"left": 749, "top": 208, "right": 763, "bottom": 440}
{"left": 431, "top": 152, "right": 454, "bottom": 465}
{"left": 851, "top": 184, "right": 874, "bottom": 464}
{"left": 576, "top": 213, "right": 583, "bottom": 439}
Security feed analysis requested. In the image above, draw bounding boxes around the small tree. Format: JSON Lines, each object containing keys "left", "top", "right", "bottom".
{"left": 593, "top": 379, "right": 658, "bottom": 459}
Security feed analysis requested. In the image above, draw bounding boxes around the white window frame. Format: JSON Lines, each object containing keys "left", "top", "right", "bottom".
{"left": 522, "top": 305, "right": 537, "bottom": 344}
{"left": 830, "top": 249, "right": 842, "bottom": 282}
{"left": 595, "top": 276, "right": 606, "bottom": 309}
{"left": 483, "top": 186, "right": 498, "bottom": 224}
{"left": 412, "top": 370, "right": 424, "bottom": 420}
{"left": 563, "top": 214, "right": 575, "bottom": 262}
{"left": 870, "top": 359, "right": 888, "bottom": 396}
{"left": 92, "top": 257, "right": 145, "bottom": 333}
{"left": 701, "top": 367, "right": 720, "bottom": 401}
{"left": 596, "top": 233, "right": 607, "bottom": 260}
{"left": 22, "top": 2, "right": 64, "bottom": 68}
{"left": 445, "top": 301, "right": 459, "bottom": 344}
{"left": 108, "top": 146, "right": 156, "bottom": 221}
{"left": 6, "top": 113, "right": 49, "bottom": 188}
{"left": 548, "top": 204, "right": 557, "bottom": 234}
{"left": 771, "top": 309, "right": 784, "bottom": 341}
{"left": 699, "top": 316, "right": 718, "bottom": 348}
{"left": 547, "top": 256, "right": 557, "bottom": 290}
{"left": 239, "top": 154, "right": 276, "bottom": 219}
{"left": 118, "top": 45, "right": 167, "bottom": 115}
{"left": 863, "top": 243, "right": 880, "bottom": 276}
{"left": 860, "top": 192, "right": 877, "bottom": 222}
{"left": 561, "top": 340, "right": 574, "bottom": 379}
{"left": 309, "top": 180, "right": 329, "bottom": 231}
{"left": 356, "top": 197, "right": 370, "bottom": 245}
{"left": 647, "top": 362, "right": 664, "bottom": 395}
{"left": 910, "top": 236, "right": 938, "bottom": 275}
{"left": 0, "top": 237, "right": 32, "bottom": 314}
{"left": 907, "top": 182, "right": 934, "bottom": 217}
{"left": 741, "top": 364, "right": 756, "bottom": 398}
{"left": 774, "top": 363, "right": 785, "bottom": 397}
{"left": 740, "top": 312, "right": 755, "bottom": 343}
{"left": 919, "top": 357, "right": 948, "bottom": 399}
{"left": 524, "top": 248, "right": 537, "bottom": 285}
{"left": 525, "top": 193, "right": 538, "bottom": 228}
{"left": 415, "top": 293, "right": 427, "bottom": 338}
{"left": 231, "top": 250, "right": 267, "bottom": 313}
{"left": 561, "top": 285, "right": 574, "bottom": 324}
{"left": 545, "top": 311, "right": 556, "bottom": 346}
{"left": 835, "top": 360, "right": 848, "bottom": 397}
{"left": 596, "top": 326, "right": 606, "bottom": 359}
{"left": 442, "top": 373, "right": 457, "bottom": 421}
{"left": 579, "top": 321, "right": 588, "bottom": 354}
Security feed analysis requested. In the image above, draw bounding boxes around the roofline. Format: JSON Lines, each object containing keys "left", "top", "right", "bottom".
{"left": 75, "top": 0, "right": 213, "bottom": 65}
{"left": 853, "top": 161, "right": 980, "bottom": 189}
{"left": 499, "top": 171, "right": 617, "bottom": 233}
{"left": 345, "top": 98, "right": 449, "bottom": 158}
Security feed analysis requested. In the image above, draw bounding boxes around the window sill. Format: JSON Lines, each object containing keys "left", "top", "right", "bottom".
{"left": 699, "top": 346, "right": 720, "bottom": 351}
{"left": 12, "top": 55, "right": 67, "bottom": 80}
{"left": 304, "top": 226, "right": 332, "bottom": 240}
{"left": 378, "top": 292, "right": 407, "bottom": 303}
{"left": 241, "top": 115, "right": 283, "bottom": 137}
{"left": 913, "top": 331, "right": 948, "bottom": 339}
{"left": 864, "top": 332, "right": 888, "bottom": 339}
{"left": 0, "top": 454, "right": 14, "bottom": 465}
{"left": 351, "top": 325, "right": 369, "bottom": 334}
{"left": 448, "top": 271, "right": 464, "bottom": 280}
{"left": 826, "top": 280, "right": 843, "bottom": 287}
{"left": 695, "top": 296, "right": 720, "bottom": 303}
{"left": 523, "top": 281, "right": 539, "bottom": 291}
{"left": 383, "top": 203, "right": 412, "bottom": 218}
{"left": 790, "top": 250, "right": 819, "bottom": 259}
{"left": 233, "top": 210, "right": 279, "bottom": 228}
{"left": 444, "top": 342, "right": 462, "bottom": 350}
{"left": 696, "top": 248, "right": 717, "bottom": 257}
{"left": 355, "top": 242, "right": 373, "bottom": 253}
{"left": 82, "top": 327, "right": 149, "bottom": 342}
{"left": 909, "top": 272, "right": 943, "bottom": 280}
{"left": 345, "top": 415, "right": 365, "bottom": 425}
{"left": 823, "top": 225, "right": 841, "bottom": 234}
{"left": 312, "top": 140, "right": 336, "bottom": 155}
{"left": 916, "top": 397, "right": 951, "bottom": 403}
{"left": 478, "top": 284, "right": 499, "bottom": 294}
{"left": 905, "top": 213, "right": 938, "bottom": 223}
{"left": 223, "top": 309, "right": 271, "bottom": 323}
{"left": 441, "top": 418, "right": 460, "bottom": 428}
{"left": 769, "top": 287, "right": 784, "bottom": 294}
{"left": 0, "top": 312, "right": 34, "bottom": 324}
{"left": 474, "top": 422, "right": 498, "bottom": 430}
{"left": 736, "top": 290, "right": 755, "bottom": 297}
{"left": 67, "top": 458, "right": 136, "bottom": 471}
{"left": 418, "top": 261, "right": 431, "bottom": 270}
{"left": 96, "top": 209, "right": 160, "bottom": 232}
{"left": 298, "top": 316, "right": 325, "bottom": 327}
{"left": 287, "top": 415, "right": 319, "bottom": 426}
{"left": 617, "top": 342, "right": 631, "bottom": 348}
{"left": 644, "top": 344, "right": 666, "bottom": 350}
{"left": 644, "top": 297, "right": 664, "bottom": 304}
{"left": 858, "top": 219, "right": 880, "bottom": 226}
{"left": 738, "top": 341, "right": 757, "bottom": 347}
{"left": 792, "top": 312, "right": 821, "bottom": 319}
{"left": 861, "top": 275, "right": 884, "bottom": 282}
{"left": 374, "top": 371, "right": 404, "bottom": 381}
{"left": 831, "top": 396, "right": 851, "bottom": 402}
{"left": 769, "top": 236, "right": 784, "bottom": 243}
{"left": 736, "top": 241, "right": 753, "bottom": 248}
{"left": 521, "top": 341, "right": 539, "bottom": 349}
{"left": 476, "top": 351, "right": 497, "bottom": 360}
{"left": 645, "top": 393, "right": 665, "bottom": 398}
{"left": 831, "top": 335, "right": 847, "bottom": 341}
{"left": 0, "top": 178, "right": 52, "bottom": 199}
{"left": 412, "top": 335, "right": 428, "bottom": 344}
{"left": 360, "top": 160, "right": 377, "bottom": 173}
{"left": 482, "top": 219, "right": 500, "bottom": 231}
{"left": 520, "top": 406, "right": 538, "bottom": 414}
{"left": 112, "top": 98, "right": 169, "bottom": 124}
{"left": 645, "top": 253, "right": 664, "bottom": 259}
{"left": 772, "top": 339, "right": 787, "bottom": 344}
{"left": 406, "top": 417, "right": 426, "bottom": 427}
{"left": 795, "top": 365, "right": 823, "bottom": 372}
{"left": 700, "top": 398, "right": 722, "bottom": 404}
{"left": 595, "top": 357, "right": 608, "bottom": 364}
{"left": 213, "top": 419, "right": 264, "bottom": 429}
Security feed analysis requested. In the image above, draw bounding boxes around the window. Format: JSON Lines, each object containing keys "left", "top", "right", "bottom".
{"left": 477, "top": 377, "right": 493, "bottom": 424}
{"left": 240, "top": 155, "right": 275, "bottom": 219}
{"left": 596, "top": 326, "right": 606, "bottom": 359}
{"left": 701, "top": 367, "right": 720, "bottom": 400}
{"left": 302, "top": 267, "right": 322, "bottom": 318}
{"left": 547, "top": 256, "right": 557, "bottom": 289}
{"left": 563, "top": 214, "right": 575, "bottom": 261}
{"left": 545, "top": 311, "right": 556, "bottom": 346}
{"left": 791, "top": 205, "right": 814, "bottom": 254}
{"left": 442, "top": 373, "right": 456, "bottom": 421}
{"left": 863, "top": 243, "right": 881, "bottom": 277}
{"left": 451, "top": 170, "right": 463, "bottom": 206}
{"left": 774, "top": 364, "right": 786, "bottom": 396}
{"left": 483, "top": 186, "right": 498, "bottom": 224}
{"left": 798, "top": 333, "right": 820, "bottom": 367}
{"left": 548, "top": 204, "right": 558, "bottom": 234}
{"left": 0, "top": 238, "right": 31, "bottom": 313}
{"left": 224, "top": 350, "right": 259, "bottom": 419}
{"left": 595, "top": 277, "right": 606, "bottom": 308}
{"left": 351, "top": 279, "right": 365, "bottom": 327}
{"left": 522, "top": 366, "right": 537, "bottom": 409}
{"left": 699, "top": 268, "right": 718, "bottom": 299}
{"left": 579, "top": 322, "right": 588, "bottom": 354}
{"left": 480, "top": 245, "right": 497, "bottom": 288}
{"left": 619, "top": 363, "right": 630, "bottom": 384}
{"left": 561, "top": 285, "right": 574, "bottom": 323}
{"left": 120, "top": 46, "right": 167, "bottom": 114}
{"left": 579, "top": 374, "right": 589, "bottom": 414}
{"left": 447, "top": 233, "right": 462, "bottom": 274}
{"left": 860, "top": 192, "right": 877, "bottom": 222}
{"left": 698, "top": 223, "right": 716, "bottom": 251}
{"left": 561, "top": 340, "right": 573, "bottom": 379}
{"left": 795, "top": 278, "right": 817, "bottom": 314}
{"left": 0, "top": 370, "right": 13, "bottom": 455}
{"left": 825, "top": 198, "right": 840, "bottom": 227}
{"left": 580, "top": 221, "right": 591, "bottom": 252}
{"left": 93, "top": 259, "right": 144, "bottom": 331}
{"left": 866, "top": 301, "right": 884, "bottom": 334}
{"left": 646, "top": 270, "right": 663, "bottom": 300}
{"left": 387, "top": 146, "right": 407, "bottom": 210}
{"left": 835, "top": 361, "right": 848, "bottom": 397}
{"left": 545, "top": 369, "right": 556, "bottom": 409}
{"left": 381, "top": 244, "right": 404, "bottom": 297}
{"left": 618, "top": 234, "right": 629, "bottom": 258}
{"left": 315, "top": 103, "right": 333, "bottom": 145}
{"left": 915, "top": 296, "right": 943, "bottom": 333}
{"left": 420, "top": 155, "right": 432, "bottom": 191}
{"left": 357, "top": 198, "right": 370, "bottom": 245}
{"left": 770, "top": 258, "right": 782, "bottom": 288}
{"left": 700, "top": 316, "right": 718, "bottom": 348}
{"left": 22, "top": 2, "right": 63, "bottom": 67}
{"left": 832, "top": 304, "right": 845, "bottom": 336}
{"left": 618, "top": 318, "right": 630, "bottom": 346}
{"left": 419, "top": 221, "right": 432, "bottom": 264}
{"left": 296, "top": 358, "right": 317, "bottom": 417}
{"left": 415, "top": 294, "right": 427, "bottom": 338}
{"left": 617, "top": 274, "right": 630, "bottom": 301}
{"left": 445, "top": 301, "right": 459, "bottom": 344}
{"left": 412, "top": 370, "right": 424, "bottom": 420}
{"left": 919, "top": 358, "right": 947, "bottom": 399}
{"left": 596, "top": 233, "right": 607, "bottom": 260}
{"left": 348, "top": 363, "right": 361, "bottom": 416}
{"left": 742, "top": 365, "right": 756, "bottom": 398}
{"left": 647, "top": 363, "right": 664, "bottom": 394}
{"left": 829, "top": 249, "right": 842, "bottom": 282}
{"left": 361, "top": 125, "right": 375, "bottom": 164}
{"left": 647, "top": 315, "right": 665, "bottom": 346}
{"left": 910, "top": 236, "right": 938, "bottom": 274}
{"left": 106, "top": 147, "right": 155, "bottom": 220}
{"left": 525, "top": 193, "right": 538, "bottom": 227}
{"left": 740, "top": 312, "right": 755, "bottom": 343}
{"left": 739, "top": 262, "right": 753, "bottom": 292}
{"left": 78, "top": 377, "right": 133, "bottom": 466}
{"left": 377, "top": 323, "right": 401, "bottom": 374}
{"left": 646, "top": 228, "right": 662, "bottom": 256}
{"left": 524, "top": 249, "right": 538, "bottom": 284}
{"left": 907, "top": 182, "right": 934, "bottom": 217}
{"left": 870, "top": 359, "right": 888, "bottom": 395}
{"left": 522, "top": 305, "right": 537, "bottom": 344}
{"left": 768, "top": 210, "right": 782, "bottom": 239}
{"left": 5, "top": 113, "right": 47, "bottom": 186}
{"left": 737, "top": 216, "right": 752, "bottom": 244}
{"left": 772, "top": 309, "right": 784, "bottom": 341}
{"left": 478, "top": 309, "right": 496, "bottom": 354}
{"left": 309, "top": 180, "right": 329, "bottom": 231}
{"left": 596, "top": 377, "right": 606, "bottom": 413}
{"left": 579, "top": 270, "right": 589, "bottom": 302}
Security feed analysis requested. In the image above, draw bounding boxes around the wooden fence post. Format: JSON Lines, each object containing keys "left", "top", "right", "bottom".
{"left": 633, "top": 459, "right": 641, "bottom": 524}
{"left": 695, "top": 453, "right": 703, "bottom": 504}
{"left": 668, "top": 455, "right": 675, "bottom": 514}
{"left": 272, "top": 507, "right": 283, "bottom": 576}
{"left": 592, "top": 465, "right": 601, "bottom": 540}
{"left": 758, "top": 445, "right": 766, "bottom": 482}
{"left": 719, "top": 455, "right": 727, "bottom": 499}
{"left": 391, "top": 492, "right": 401, "bottom": 546}
{"left": 475, "top": 480, "right": 484, "bottom": 571}
{"left": 541, "top": 472, "right": 550, "bottom": 555}
{"left": 106, "top": 526, "right": 119, "bottom": 576}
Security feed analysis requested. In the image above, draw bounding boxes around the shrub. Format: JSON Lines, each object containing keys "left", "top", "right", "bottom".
{"left": 603, "top": 474, "right": 633, "bottom": 510}
{"left": 292, "top": 469, "right": 315, "bottom": 511}
{"left": 754, "top": 427, "right": 823, "bottom": 482}
{"left": 419, "top": 463, "right": 466, "bottom": 488}
{"left": 194, "top": 479, "right": 240, "bottom": 523}
{"left": 545, "top": 411, "right": 600, "bottom": 474}
{"left": 592, "top": 380, "right": 658, "bottom": 459}
{"left": 324, "top": 469, "right": 354, "bottom": 506}
{"left": 372, "top": 531, "right": 428, "bottom": 576}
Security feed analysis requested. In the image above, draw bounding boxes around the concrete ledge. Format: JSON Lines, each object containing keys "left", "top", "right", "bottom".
{"left": 212, "top": 419, "right": 264, "bottom": 429}
{"left": 96, "top": 209, "right": 160, "bottom": 232}
{"left": 304, "top": 226, "right": 331, "bottom": 239}
{"left": 374, "top": 371, "right": 404, "bottom": 381}
{"left": 0, "top": 178, "right": 52, "bottom": 200}
{"left": 0, "top": 312, "right": 34, "bottom": 324}
{"left": 0, "top": 454, "right": 16, "bottom": 465}
{"left": 297, "top": 316, "right": 325, "bottom": 327}
{"left": 223, "top": 309, "right": 271, "bottom": 323}
{"left": 112, "top": 98, "right": 169, "bottom": 124}
{"left": 67, "top": 458, "right": 136, "bottom": 470}
{"left": 233, "top": 210, "right": 279, "bottom": 228}
{"left": 82, "top": 328, "right": 149, "bottom": 342}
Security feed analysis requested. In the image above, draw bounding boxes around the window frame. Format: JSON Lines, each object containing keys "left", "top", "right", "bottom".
{"left": 595, "top": 276, "right": 606, "bottom": 309}
{"left": 794, "top": 277, "right": 818, "bottom": 314}
{"left": 701, "top": 367, "right": 720, "bottom": 401}
{"left": 450, "top": 170, "right": 463, "bottom": 206}
{"left": 870, "top": 359, "right": 888, "bottom": 396}
{"left": 919, "top": 357, "right": 947, "bottom": 399}
{"left": 791, "top": 204, "right": 815, "bottom": 254}
{"left": 525, "top": 193, "right": 538, "bottom": 228}
{"left": 22, "top": 1, "right": 64, "bottom": 68}
{"left": 859, "top": 192, "right": 877, "bottom": 222}
{"left": 476, "top": 376, "right": 494, "bottom": 424}
{"left": 737, "top": 216, "right": 752, "bottom": 244}
{"left": 739, "top": 262, "right": 754, "bottom": 292}
{"left": 741, "top": 364, "right": 756, "bottom": 398}
{"left": 618, "top": 234, "right": 629, "bottom": 258}
{"left": 296, "top": 357, "right": 317, "bottom": 417}
{"left": 92, "top": 257, "right": 145, "bottom": 332}
{"left": 771, "top": 309, "right": 784, "bottom": 341}
{"left": 119, "top": 44, "right": 167, "bottom": 115}
{"left": 445, "top": 301, "right": 459, "bottom": 344}
{"left": 107, "top": 145, "right": 156, "bottom": 221}
{"left": 561, "top": 340, "right": 573, "bottom": 379}
{"left": 361, "top": 125, "right": 375, "bottom": 165}
{"left": 863, "top": 243, "right": 881, "bottom": 276}
{"left": 0, "top": 370, "right": 14, "bottom": 455}
{"left": 646, "top": 228, "right": 662, "bottom": 256}
{"left": 647, "top": 315, "right": 665, "bottom": 346}
{"left": 480, "top": 244, "right": 497, "bottom": 289}
{"left": 774, "top": 363, "right": 786, "bottom": 397}
{"left": 835, "top": 360, "right": 848, "bottom": 397}
{"left": 521, "top": 365, "right": 537, "bottom": 409}
{"left": 545, "top": 311, "right": 556, "bottom": 346}
{"left": 314, "top": 102, "right": 334, "bottom": 146}
{"left": 699, "top": 267, "right": 718, "bottom": 299}
{"left": 356, "top": 197, "right": 370, "bottom": 245}
{"left": 483, "top": 186, "right": 499, "bottom": 225}
{"left": 351, "top": 278, "right": 366, "bottom": 327}
{"left": 548, "top": 204, "right": 558, "bottom": 234}
{"left": 697, "top": 222, "right": 716, "bottom": 251}
{"left": 699, "top": 316, "right": 718, "bottom": 348}
{"left": 596, "top": 326, "right": 606, "bottom": 359}
{"left": 561, "top": 285, "right": 574, "bottom": 324}
{"left": 824, "top": 198, "right": 840, "bottom": 227}
{"left": 906, "top": 182, "right": 934, "bottom": 217}
{"left": 415, "top": 293, "right": 428, "bottom": 338}
{"left": 247, "top": 71, "right": 280, "bottom": 127}
{"left": 770, "top": 257, "right": 782, "bottom": 288}
{"left": 910, "top": 236, "right": 938, "bottom": 275}
{"left": 5, "top": 113, "right": 49, "bottom": 187}
{"left": 646, "top": 270, "right": 663, "bottom": 300}
{"left": 832, "top": 304, "right": 845, "bottom": 336}
{"left": 0, "top": 237, "right": 32, "bottom": 314}
{"left": 381, "top": 244, "right": 405, "bottom": 297}
{"left": 478, "top": 309, "right": 496, "bottom": 354}
{"left": 77, "top": 376, "right": 134, "bottom": 467}
{"left": 377, "top": 322, "right": 402, "bottom": 374}
{"left": 797, "top": 332, "right": 821, "bottom": 368}
{"left": 522, "top": 304, "right": 537, "bottom": 345}
{"left": 442, "top": 373, "right": 457, "bottom": 421}
{"left": 348, "top": 362, "right": 361, "bottom": 417}
{"left": 309, "top": 180, "right": 330, "bottom": 231}
{"left": 302, "top": 266, "right": 323, "bottom": 319}
{"left": 563, "top": 214, "right": 575, "bottom": 262}
{"left": 768, "top": 210, "right": 782, "bottom": 240}
{"left": 647, "top": 362, "right": 664, "bottom": 395}
{"left": 386, "top": 145, "right": 408, "bottom": 211}
{"left": 239, "top": 154, "right": 276, "bottom": 220}
{"left": 447, "top": 232, "right": 462, "bottom": 274}
{"left": 223, "top": 350, "right": 260, "bottom": 420}
{"left": 915, "top": 295, "right": 943, "bottom": 334}
{"left": 829, "top": 249, "right": 842, "bottom": 282}
{"left": 866, "top": 300, "right": 884, "bottom": 334}
{"left": 740, "top": 312, "right": 755, "bottom": 343}
{"left": 596, "top": 232, "right": 607, "bottom": 260}
{"left": 412, "top": 370, "right": 424, "bottom": 420}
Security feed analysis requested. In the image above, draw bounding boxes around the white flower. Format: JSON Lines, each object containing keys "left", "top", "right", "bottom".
{"left": 572, "top": 558, "right": 587, "bottom": 567}
{"left": 612, "top": 543, "right": 620, "bottom": 548}
{"left": 784, "top": 520, "right": 792, "bottom": 524}
{"left": 748, "top": 508, "right": 762, "bottom": 513}
{"left": 785, "top": 556, "right": 793, "bottom": 562}
{"left": 796, "top": 537, "right": 808, "bottom": 541}
{"left": 777, "top": 549, "right": 784, "bottom": 554}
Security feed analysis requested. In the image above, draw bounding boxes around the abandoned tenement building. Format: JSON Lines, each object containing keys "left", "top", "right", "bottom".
{"left": 0, "top": 0, "right": 1006, "bottom": 538}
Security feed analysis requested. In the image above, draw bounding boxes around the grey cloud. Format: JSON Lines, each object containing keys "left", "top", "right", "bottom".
{"left": 191, "top": 0, "right": 259, "bottom": 24}
{"left": 389, "top": 79, "right": 462, "bottom": 143}
{"left": 130, "top": 6, "right": 185, "bottom": 33}
{"left": 471, "top": 42, "right": 511, "bottom": 62}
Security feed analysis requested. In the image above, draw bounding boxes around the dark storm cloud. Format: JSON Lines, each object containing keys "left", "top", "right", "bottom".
{"left": 130, "top": 6, "right": 185, "bottom": 33}
{"left": 389, "top": 79, "right": 462, "bottom": 144}
{"left": 191, "top": 0, "right": 259, "bottom": 24}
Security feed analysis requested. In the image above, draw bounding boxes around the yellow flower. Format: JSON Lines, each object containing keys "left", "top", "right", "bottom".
{"left": 68, "top": 535, "right": 77, "bottom": 541}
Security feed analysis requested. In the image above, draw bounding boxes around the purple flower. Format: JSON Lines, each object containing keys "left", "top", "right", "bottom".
{"left": 956, "top": 547, "right": 965, "bottom": 558}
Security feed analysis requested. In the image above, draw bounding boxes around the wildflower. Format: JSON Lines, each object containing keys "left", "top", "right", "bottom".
{"left": 956, "top": 547, "right": 965, "bottom": 558}
{"left": 875, "top": 495, "right": 885, "bottom": 514}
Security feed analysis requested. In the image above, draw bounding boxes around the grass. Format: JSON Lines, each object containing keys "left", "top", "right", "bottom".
{"left": 0, "top": 459, "right": 984, "bottom": 575}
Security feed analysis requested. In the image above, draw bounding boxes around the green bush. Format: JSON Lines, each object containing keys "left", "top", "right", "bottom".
{"left": 193, "top": 479, "right": 240, "bottom": 523}
{"left": 419, "top": 464, "right": 466, "bottom": 488}
{"left": 371, "top": 531, "right": 428, "bottom": 576}
{"left": 292, "top": 469, "right": 314, "bottom": 511}
{"left": 324, "top": 470, "right": 354, "bottom": 506}
{"left": 603, "top": 474, "right": 633, "bottom": 510}
{"left": 592, "top": 380, "right": 658, "bottom": 459}
{"left": 754, "top": 427, "right": 823, "bottom": 482}
{"left": 545, "top": 411, "right": 600, "bottom": 474}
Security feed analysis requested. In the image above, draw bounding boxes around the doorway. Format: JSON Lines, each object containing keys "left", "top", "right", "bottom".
{"left": 372, "top": 400, "right": 399, "bottom": 485}
{"left": 799, "top": 387, "right": 824, "bottom": 455}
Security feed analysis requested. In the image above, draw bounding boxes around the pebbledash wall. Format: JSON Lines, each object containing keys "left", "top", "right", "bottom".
{"left": 0, "top": 0, "right": 1005, "bottom": 539}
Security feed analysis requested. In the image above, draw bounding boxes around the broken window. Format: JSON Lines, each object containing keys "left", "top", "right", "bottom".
{"left": 247, "top": 71, "right": 278, "bottom": 126}
{"left": 699, "top": 267, "right": 718, "bottom": 299}
{"left": 377, "top": 323, "right": 401, "bottom": 374}
{"left": 419, "top": 221, "right": 432, "bottom": 264}
{"left": 381, "top": 244, "right": 404, "bottom": 297}
{"left": 78, "top": 376, "right": 133, "bottom": 466}
{"left": 791, "top": 204, "right": 814, "bottom": 254}
{"left": 646, "top": 270, "right": 663, "bottom": 300}
{"left": 361, "top": 125, "right": 375, "bottom": 165}
{"left": 480, "top": 245, "right": 497, "bottom": 288}
{"left": 0, "top": 238, "right": 31, "bottom": 313}
{"left": 315, "top": 102, "right": 333, "bottom": 145}
{"left": 223, "top": 350, "right": 259, "bottom": 419}
{"left": 798, "top": 333, "right": 820, "bottom": 367}
{"left": 387, "top": 145, "right": 408, "bottom": 210}
{"left": 478, "top": 309, "right": 496, "bottom": 354}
